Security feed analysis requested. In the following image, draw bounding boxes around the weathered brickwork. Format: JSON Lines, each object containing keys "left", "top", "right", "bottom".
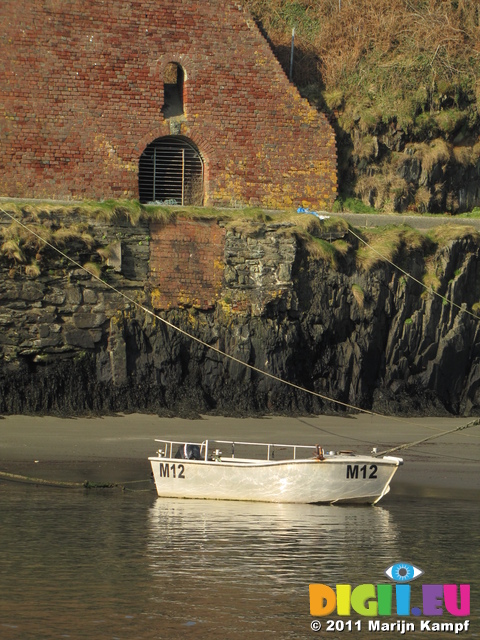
{"left": 1, "top": 0, "right": 337, "bottom": 209}
{"left": 149, "top": 219, "right": 225, "bottom": 309}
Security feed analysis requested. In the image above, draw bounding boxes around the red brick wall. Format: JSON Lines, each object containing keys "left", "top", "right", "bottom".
{"left": 149, "top": 219, "right": 225, "bottom": 309}
{"left": 1, "top": 0, "right": 337, "bottom": 209}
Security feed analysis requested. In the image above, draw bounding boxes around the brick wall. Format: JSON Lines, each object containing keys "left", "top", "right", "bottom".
{"left": 1, "top": 0, "right": 337, "bottom": 209}
{"left": 149, "top": 219, "right": 225, "bottom": 309}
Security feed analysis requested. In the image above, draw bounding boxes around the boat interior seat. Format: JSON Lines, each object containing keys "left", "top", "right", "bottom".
{"left": 175, "top": 443, "right": 202, "bottom": 460}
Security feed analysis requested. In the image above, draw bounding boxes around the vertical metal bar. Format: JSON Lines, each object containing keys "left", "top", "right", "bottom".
{"left": 289, "top": 27, "right": 295, "bottom": 80}
{"left": 153, "top": 148, "right": 157, "bottom": 201}
{"left": 181, "top": 148, "right": 185, "bottom": 205}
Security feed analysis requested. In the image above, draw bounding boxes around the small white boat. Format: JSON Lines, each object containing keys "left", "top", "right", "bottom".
{"left": 149, "top": 439, "right": 403, "bottom": 505}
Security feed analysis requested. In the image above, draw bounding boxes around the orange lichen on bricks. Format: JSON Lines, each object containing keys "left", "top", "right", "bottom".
{"left": 0, "top": 0, "right": 337, "bottom": 209}
{"left": 149, "top": 219, "right": 225, "bottom": 310}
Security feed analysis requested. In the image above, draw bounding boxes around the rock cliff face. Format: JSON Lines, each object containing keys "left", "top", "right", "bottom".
{"left": 1, "top": 212, "right": 480, "bottom": 417}
{"left": 345, "top": 125, "right": 480, "bottom": 214}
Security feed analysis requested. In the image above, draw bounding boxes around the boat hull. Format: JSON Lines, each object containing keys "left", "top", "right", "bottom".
{"left": 148, "top": 455, "right": 401, "bottom": 505}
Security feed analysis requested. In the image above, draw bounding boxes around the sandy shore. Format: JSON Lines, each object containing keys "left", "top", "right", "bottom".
{"left": 1, "top": 413, "right": 479, "bottom": 499}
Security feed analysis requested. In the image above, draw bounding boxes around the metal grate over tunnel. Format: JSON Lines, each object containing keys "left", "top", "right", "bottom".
{"left": 138, "top": 136, "right": 204, "bottom": 206}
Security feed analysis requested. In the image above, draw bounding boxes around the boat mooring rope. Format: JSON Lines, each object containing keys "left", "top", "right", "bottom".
{"left": 375, "top": 417, "right": 480, "bottom": 457}
{"left": 348, "top": 227, "right": 480, "bottom": 322}
{"left": 0, "top": 469, "right": 152, "bottom": 490}
{"left": 0, "top": 205, "right": 408, "bottom": 421}
{"left": 1, "top": 204, "right": 480, "bottom": 469}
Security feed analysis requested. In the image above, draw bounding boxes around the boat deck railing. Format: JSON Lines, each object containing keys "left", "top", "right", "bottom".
{"left": 154, "top": 439, "right": 317, "bottom": 462}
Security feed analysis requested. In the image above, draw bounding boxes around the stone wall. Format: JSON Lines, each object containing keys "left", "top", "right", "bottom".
{"left": 2, "top": 212, "right": 480, "bottom": 417}
{"left": 0, "top": 0, "right": 337, "bottom": 209}
{"left": 149, "top": 219, "right": 225, "bottom": 310}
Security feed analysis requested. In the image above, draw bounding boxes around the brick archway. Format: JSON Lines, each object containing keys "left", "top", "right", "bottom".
{"left": 138, "top": 136, "right": 204, "bottom": 205}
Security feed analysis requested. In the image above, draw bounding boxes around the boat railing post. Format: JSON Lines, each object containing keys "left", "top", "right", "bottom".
{"left": 267, "top": 444, "right": 271, "bottom": 460}
{"left": 232, "top": 442, "right": 235, "bottom": 458}
{"left": 204, "top": 440, "right": 209, "bottom": 461}
{"left": 293, "top": 446, "right": 297, "bottom": 460}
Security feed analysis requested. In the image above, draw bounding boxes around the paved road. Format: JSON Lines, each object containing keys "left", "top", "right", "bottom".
{"left": 322, "top": 210, "right": 480, "bottom": 231}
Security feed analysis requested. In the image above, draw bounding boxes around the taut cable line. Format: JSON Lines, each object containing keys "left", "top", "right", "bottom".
{"left": 1, "top": 205, "right": 479, "bottom": 441}
{"left": 375, "top": 417, "right": 480, "bottom": 456}
{"left": 348, "top": 227, "right": 480, "bottom": 322}
{"left": 0, "top": 205, "right": 387, "bottom": 417}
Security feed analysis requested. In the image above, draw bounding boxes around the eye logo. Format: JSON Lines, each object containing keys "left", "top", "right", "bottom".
{"left": 385, "top": 562, "right": 423, "bottom": 582}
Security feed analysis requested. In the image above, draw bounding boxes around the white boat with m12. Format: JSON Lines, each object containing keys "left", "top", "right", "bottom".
{"left": 149, "top": 439, "right": 403, "bottom": 505}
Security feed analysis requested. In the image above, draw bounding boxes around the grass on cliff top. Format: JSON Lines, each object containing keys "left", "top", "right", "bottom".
{"left": 3, "top": 200, "right": 479, "bottom": 268}
{"left": 426, "top": 223, "right": 480, "bottom": 246}
{"left": 355, "top": 225, "right": 429, "bottom": 271}
{"left": 0, "top": 199, "right": 271, "bottom": 224}
{"left": 0, "top": 198, "right": 349, "bottom": 237}
{"left": 355, "top": 222, "right": 480, "bottom": 272}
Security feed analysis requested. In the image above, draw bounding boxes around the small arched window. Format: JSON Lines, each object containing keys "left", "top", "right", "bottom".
{"left": 161, "top": 62, "right": 184, "bottom": 118}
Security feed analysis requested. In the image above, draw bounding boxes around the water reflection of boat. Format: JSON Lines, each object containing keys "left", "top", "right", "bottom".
{"left": 149, "top": 439, "right": 403, "bottom": 505}
{"left": 146, "top": 498, "right": 399, "bottom": 590}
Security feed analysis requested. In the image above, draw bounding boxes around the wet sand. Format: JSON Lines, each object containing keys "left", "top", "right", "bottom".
{"left": 1, "top": 413, "right": 479, "bottom": 499}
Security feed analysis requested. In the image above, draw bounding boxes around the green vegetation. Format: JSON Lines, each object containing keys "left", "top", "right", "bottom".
{"left": 305, "top": 236, "right": 339, "bottom": 267}
{"left": 243, "top": 0, "right": 480, "bottom": 214}
{"left": 244, "top": 0, "right": 480, "bottom": 128}
{"left": 355, "top": 225, "right": 427, "bottom": 271}
{"left": 2, "top": 200, "right": 480, "bottom": 282}
{"left": 351, "top": 283, "right": 365, "bottom": 307}
{"left": 332, "top": 197, "right": 377, "bottom": 214}
{"left": 426, "top": 223, "right": 479, "bottom": 246}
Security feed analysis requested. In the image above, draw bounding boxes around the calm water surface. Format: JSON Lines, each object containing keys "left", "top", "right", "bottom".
{"left": 0, "top": 485, "right": 478, "bottom": 639}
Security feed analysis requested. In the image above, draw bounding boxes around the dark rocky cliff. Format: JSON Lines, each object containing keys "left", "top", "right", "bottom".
{"left": 1, "top": 208, "right": 480, "bottom": 417}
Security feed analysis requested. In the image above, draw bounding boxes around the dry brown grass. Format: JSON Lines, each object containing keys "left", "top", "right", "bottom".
{"left": 356, "top": 225, "right": 426, "bottom": 271}
{"left": 414, "top": 186, "right": 432, "bottom": 213}
{"left": 1, "top": 239, "right": 26, "bottom": 263}
{"left": 283, "top": 212, "right": 348, "bottom": 237}
{"left": 427, "top": 223, "right": 480, "bottom": 246}
{"left": 355, "top": 171, "right": 412, "bottom": 211}
{"left": 244, "top": 0, "right": 480, "bottom": 94}
{"left": 421, "top": 139, "right": 451, "bottom": 174}
{"left": 25, "top": 260, "right": 41, "bottom": 278}
{"left": 332, "top": 239, "right": 350, "bottom": 256}
{"left": 52, "top": 227, "right": 95, "bottom": 248}
{"left": 353, "top": 135, "right": 378, "bottom": 162}
{"left": 351, "top": 283, "right": 365, "bottom": 307}
{"left": 453, "top": 139, "right": 480, "bottom": 166}
{"left": 452, "top": 145, "right": 474, "bottom": 166}
{"left": 423, "top": 256, "right": 442, "bottom": 292}
{"left": 82, "top": 262, "right": 102, "bottom": 279}
{"left": 1, "top": 221, "right": 52, "bottom": 249}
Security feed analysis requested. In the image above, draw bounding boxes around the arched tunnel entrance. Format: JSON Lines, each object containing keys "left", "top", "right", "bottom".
{"left": 138, "top": 136, "right": 204, "bottom": 205}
